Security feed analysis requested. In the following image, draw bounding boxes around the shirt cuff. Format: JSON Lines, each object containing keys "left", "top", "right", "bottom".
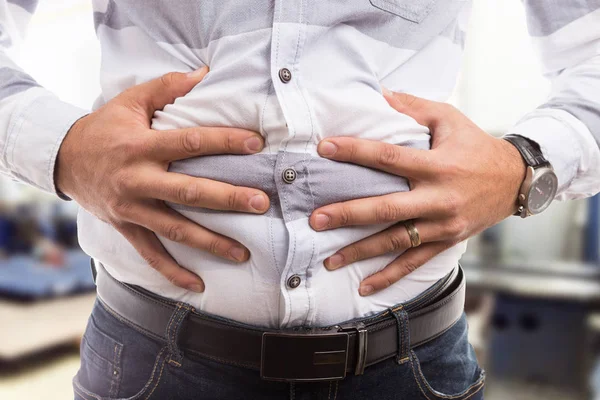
{"left": 5, "top": 93, "right": 88, "bottom": 198}
{"left": 508, "top": 108, "right": 590, "bottom": 200}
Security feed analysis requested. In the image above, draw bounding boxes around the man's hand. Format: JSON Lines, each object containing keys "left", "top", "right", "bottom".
{"left": 56, "top": 67, "right": 270, "bottom": 293}
{"left": 309, "top": 89, "right": 526, "bottom": 296}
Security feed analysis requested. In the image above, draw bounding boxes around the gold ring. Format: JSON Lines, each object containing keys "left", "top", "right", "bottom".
{"left": 403, "top": 220, "right": 421, "bottom": 248}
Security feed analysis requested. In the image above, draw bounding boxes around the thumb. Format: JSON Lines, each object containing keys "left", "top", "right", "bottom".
{"left": 381, "top": 88, "right": 442, "bottom": 129}
{"left": 122, "top": 66, "right": 209, "bottom": 122}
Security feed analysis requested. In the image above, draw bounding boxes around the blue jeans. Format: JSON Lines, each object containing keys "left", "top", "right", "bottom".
{"left": 73, "top": 299, "right": 485, "bottom": 400}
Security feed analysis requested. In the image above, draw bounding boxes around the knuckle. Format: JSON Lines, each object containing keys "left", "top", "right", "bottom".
{"left": 338, "top": 206, "right": 352, "bottom": 227}
{"left": 386, "top": 231, "right": 407, "bottom": 252}
{"left": 164, "top": 273, "right": 181, "bottom": 287}
{"left": 110, "top": 199, "right": 134, "bottom": 220}
{"left": 376, "top": 145, "right": 400, "bottom": 167}
{"left": 396, "top": 93, "right": 417, "bottom": 107}
{"left": 178, "top": 184, "right": 203, "bottom": 205}
{"left": 227, "top": 190, "right": 239, "bottom": 210}
{"left": 112, "top": 170, "right": 134, "bottom": 195}
{"left": 140, "top": 250, "right": 163, "bottom": 271}
{"left": 346, "top": 245, "right": 361, "bottom": 263}
{"left": 382, "top": 275, "right": 394, "bottom": 289}
{"left": 114, "top": 136, "right": 143, "bottom": 159}
{"left": 347, "top": 142, "right": 358, "bottom": 160}
{"left": 181, "top": 130, "right": 203, "bottom": 154}
{"left": 443, "top": 192, "right": 464, "bottom": 217}
{"left": 160, "top": 72, "right": 184, "bottom": 88}
{"left": 375, "top": 202, "right": 402, "bottom": 223}
{"left": 447, "top": 217, "right": 469, "bottom": 240}
{"left": 441, "top": 159, "right": 464, "bottom": 177}
{"left": 209, "top": 238, "right": 223, "bottom": 255}
{"left": 224, "top": 130, "right": 236, "bottom": 153}
{"left": 402, "top": 260, "right": 419, "bottom": 275}
{"left": 164, "top": 224, "right": 187, "bottom": 243}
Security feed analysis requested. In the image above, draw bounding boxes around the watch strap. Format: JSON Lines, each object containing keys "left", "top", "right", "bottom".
{"left": 503, "top": 134, "right": 549, "bottom": 168}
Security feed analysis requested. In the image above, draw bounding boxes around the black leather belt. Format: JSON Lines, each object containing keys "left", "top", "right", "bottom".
{"left": 94, "top": 262, "right": 466, "bottom": 382}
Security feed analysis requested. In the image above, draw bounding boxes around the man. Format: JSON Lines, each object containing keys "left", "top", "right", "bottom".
{"left": 1, "top": 0, "right": 599, "bottom": 399}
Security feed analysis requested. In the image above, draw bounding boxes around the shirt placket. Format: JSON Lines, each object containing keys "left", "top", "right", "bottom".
{"left": 270, "top": 0, "right": 317, "bottom": 328}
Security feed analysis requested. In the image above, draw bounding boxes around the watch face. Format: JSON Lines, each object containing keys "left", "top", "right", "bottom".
{"left": 527, "top": 172, "right": 558, "bottom": 215}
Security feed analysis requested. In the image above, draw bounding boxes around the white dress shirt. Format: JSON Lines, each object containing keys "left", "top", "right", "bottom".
{"left": 0, "top": 0, "right": 599, "bottom": 328}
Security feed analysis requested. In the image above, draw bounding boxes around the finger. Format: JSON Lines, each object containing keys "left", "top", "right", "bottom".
{"left": 122, "top": 66, "right": 209, "bottom": 119}
{"left": 141, "top": 171, "right": 270, "bottom": 213}
{"left": 359, "top": 241, "right": 452, "bottom": 296}
{"left": 324, "top": 220, "right": 443, "bottom": 270}
{"left": 149, "top": 127, "right": 265, "bottom": 160}
{"left": 381, "top": 89, "right": 448, "bottom": 130}
{"left": 310, "top": 190, "right": 443, "bottom": 231}
{"left": 117, "top": 223, "right": 205, "bottom": 292}
{"left": 317, "top": 137, "right": 437, "bottom": 179}
{"left": 122, "top": 202, "right": 251, "bottom": 263}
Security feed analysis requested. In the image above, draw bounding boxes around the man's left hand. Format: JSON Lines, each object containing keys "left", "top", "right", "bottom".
{"left": 309, "top": 90, "right": 527, "bottom": 296}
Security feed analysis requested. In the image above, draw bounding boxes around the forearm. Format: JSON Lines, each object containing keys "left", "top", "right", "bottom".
{"left": 517, "top": 3, "right": 600, "bottom": 200}
{"left": 0, "top": 1, "right": 88, "bottom": 196}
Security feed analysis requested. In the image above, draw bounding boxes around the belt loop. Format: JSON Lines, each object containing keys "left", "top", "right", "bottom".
{"left": 389, "top": 306, "right": 410, "bottom": 364}
{"left": 90, "top": 258, "right": 97, "bottom": 285}
{"left": 166, "top": 302, "right": 194, "bottom": 367}
{"left": 354, "top": 322, "right": 368, "bottom": 375}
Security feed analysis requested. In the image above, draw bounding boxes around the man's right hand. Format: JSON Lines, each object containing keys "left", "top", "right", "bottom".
{"left": 55, "top": 67, "right": 270, "bottom": 293}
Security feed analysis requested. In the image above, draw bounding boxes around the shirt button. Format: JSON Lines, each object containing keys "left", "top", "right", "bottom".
{"left": 287, "top": 275, "right": 301, "bottom": 289}
{"left": 282, "top": 168, "right": 297, "bottom": 184}
{"left": 279, "top": 68, "right": 292, "bottom": 83}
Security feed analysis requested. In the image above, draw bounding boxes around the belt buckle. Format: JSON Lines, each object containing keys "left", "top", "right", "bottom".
{"left": 260, "top": 331, "right": 349, "bottom": 382}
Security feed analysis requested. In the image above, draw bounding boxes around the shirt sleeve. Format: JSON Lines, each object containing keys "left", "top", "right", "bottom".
{"left": 510, "top": 1, "right": 600, "bottom": 200}
{"left": 0, "top": 0, "right": 88, "bottom": 197}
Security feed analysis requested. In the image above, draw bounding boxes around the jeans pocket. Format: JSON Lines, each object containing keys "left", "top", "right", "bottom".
{"left": 76, "top": 316, "right": 124, "bottom": 398}
{"left": 74, "top": 346, "right": 169, "bottom": 400}
{"left": 408, "top": 313, "right": 486, "bottom": 400}
{"left": 410, "top": 349, "right": 485, "bottom": 400}
{"left": 368, "top": 0, "right": 438, "bottom": 23}
{"left": 73, "top": 305, "right": 170, "bottom": 400}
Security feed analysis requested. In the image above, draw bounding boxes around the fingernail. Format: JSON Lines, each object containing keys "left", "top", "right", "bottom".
{"left": 229, "top": 246, "right": 247, "bottom": 262}
{"left": 190, "top": 283, "right": 205, "bottom": 293}
{"left": 249, "top": 194, "right": 267, "bottom": 211}
{"left": 313, "top": 214, "right": 330, "bottom": 230}
{"left": 381, "top": 86, "right": 393, "bottom": 97}
{"left": 244, "top": 136, "right": 263, "bottom": 153}
{"left": 359, "top": 285, "right": 374, "bottom": 296}
{"left": 326, "top": 253, "right": 344, "bottom": 270}
{"left": 319, "top": 141, "right": 338, "bottom": 157}
{"left": 187, "top": 66, "right": 209, "bottom": 79}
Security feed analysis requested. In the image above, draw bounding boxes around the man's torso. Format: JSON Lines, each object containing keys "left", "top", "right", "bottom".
{"left": 83, "top": 0, "right": 471, "bottom": 328}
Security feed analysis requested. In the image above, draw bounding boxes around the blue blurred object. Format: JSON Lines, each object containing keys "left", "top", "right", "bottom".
{"left": 586, "top": 194, "right": 600, "bottom": 263}
{"left": 0, "top": 214, "right": 13, "bottom": 254}
{"left": 0, "top": 250, "right": 95, "bottom": 300}
{"left": 489, "top": 294, "right": 590, "bottom": 395}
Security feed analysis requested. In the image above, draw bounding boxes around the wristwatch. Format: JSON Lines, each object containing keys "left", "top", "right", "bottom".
{"left": 503, "top": 134, "right": 558, "bottom": 218}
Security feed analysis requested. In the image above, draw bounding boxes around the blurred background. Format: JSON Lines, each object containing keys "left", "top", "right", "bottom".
{"left": 0, "top": 1, "right": 599, "bottom": 399}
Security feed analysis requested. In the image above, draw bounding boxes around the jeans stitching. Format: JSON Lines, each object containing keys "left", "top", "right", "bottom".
{"left": 166, "top": 304, "right": 180, "bottom": 355}
{"left": 167, "top": 303, "right": 192, "bottom": 365}
{"left": 73, "top": 383, "right": 102, "bottom": 400}
{"left": 410, "top": 350, "right": 486, "bottom": 400}
{"left": 142, "top": 354, "right": 168, "bottom": 400}
{"left": 333, "top": 381, "right": 339, "bottom": 400}
{"left": 73, "top": 347, "right": 168, "bottom": 400}
{"left": 111, "top": 342, "right": 123, "bottom": 397}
